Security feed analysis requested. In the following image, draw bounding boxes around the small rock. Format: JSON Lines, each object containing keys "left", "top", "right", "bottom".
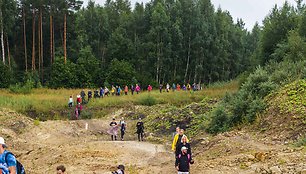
{"left": 270, "top": 166, "right": 281, "bottom": 174}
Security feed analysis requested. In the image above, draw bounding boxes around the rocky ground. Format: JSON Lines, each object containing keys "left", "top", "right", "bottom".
{"left": 0, "top": 108, "right": 305, "bottom": 174}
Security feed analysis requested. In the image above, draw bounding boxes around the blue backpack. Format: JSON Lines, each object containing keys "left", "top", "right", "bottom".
{"left": 5, "top": 152, "right": 26, "bottom": 174}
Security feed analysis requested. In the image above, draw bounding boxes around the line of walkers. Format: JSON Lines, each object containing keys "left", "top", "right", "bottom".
{"left": 172, "top": 127, "right": 194, "bottom": 174}
{"left": 107, "top": 117, "right": 145, "bottom": 142}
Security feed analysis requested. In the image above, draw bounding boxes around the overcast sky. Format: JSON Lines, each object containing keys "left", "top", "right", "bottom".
{"left": 82, "top": 0, "right": 297, "bottom": 30}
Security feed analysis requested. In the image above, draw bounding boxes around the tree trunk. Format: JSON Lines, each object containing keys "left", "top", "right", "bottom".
{"left": 184, "top": 27, "right": 191, "bottom": 83}
{"left": 64, "top": 13, "right": 67, "bottom": 64}
{"left": 23, "top": 7, "right": 28, "bottom": 71}
{"left": 32, "top": 9, "right": 36, "bottom": 70}
{"left": 40, "top": 9, "right": 43, "bottom": 82}
{"left": 6, "top": 35, "right": 10, "bottom": 67}
{"left": 50, "top": 15, "right": 53, "bottom": 64}
{"left": 38, "top": 9, "right": 41, "bottom": 73}
{"left": 0, "top": 7, "right": 4, "bottom": 64}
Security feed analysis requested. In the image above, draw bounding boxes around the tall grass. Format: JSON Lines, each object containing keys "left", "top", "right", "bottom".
{"left": 0, "top": 81, "right": 238, "bottom": 119}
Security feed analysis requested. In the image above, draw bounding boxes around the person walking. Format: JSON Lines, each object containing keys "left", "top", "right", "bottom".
{"left": 112, "top": 165, "right": 125, "bottom": 174}
{"left": 175, "top": 135, "right": 192, "bottom": 159}
{"left": 111, "top": 86, "right": 116, "bottom": 96}
{"left": 76, "top": 103, "right": 82, "bottom": 118}
{"left": 135, "top": 84, "right": 141, "bottom": 94}
{"left": 76, "top": 94, "right": 81, "bottom": 104}
{"left": 68, "top": 95, "right": 73, "bottom": 108}
{"left": 177, "top": 84, "right": 181, "bottom": 91}
{"left": 172, "top": 128, "right": 189, "bottom": 152}
{"left": 147, "top": 85, "right": 152, "bottom": 92}
{"left": 124, "top": 85, "right": 128, "bottom": 95}
{"left": 80, "top": 89, "right": 86, "bottom": 104}
{"left": 131, "top": 85, "right": 135, "bottom": 95}
{"left": 159, "top": 84, "right": 163, "bottom": 93}
{"left": 88, "top": 90, "right": 93, "bottom": 101}
{"left": 172, "top": 83, "right": 176, "bottom": 92}
{"left": 175, "top": 146, "right": 193, "bottom": 174}
{"left": 100, "top": 87, "right": 104, "bottom": 98}
{"left": 108, "top": 118, "right": 118, "bottom": 141}
{"left": 119, "top": 117, "right": 127, "bottom": 141}
{"left": 105, "top": 87, "right": 110, "bottom": 96}
{"left": 0, "top": 137, "right": 17, "bottom": 174}
{"left": 182, "top": 85, "right": 186, "bottom": 91}
{"left": 166, "top": 83, "right": 170, "bottom": 92}
{"left": 136, "top": 118, "right": 144, "bottom": 141}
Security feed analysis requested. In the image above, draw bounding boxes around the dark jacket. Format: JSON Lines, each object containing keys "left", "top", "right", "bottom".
{"left": 136, "top": 121, "right": 144, "bottom": 133}
{"left": 176, "top": 143, "right": 192, "bottom": 160}
{"left": 175, "top": 153, "right": 190, "bottom": 172}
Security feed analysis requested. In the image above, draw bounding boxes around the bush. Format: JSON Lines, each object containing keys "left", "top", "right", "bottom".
{"left": 138, "top": 95, "right": 157, "bottom": 106}
{"left": 9, "top": 79, "right": 34, "bottom": 94}
{"left": 207, "top": 106, "right": 230, "bottom": 134}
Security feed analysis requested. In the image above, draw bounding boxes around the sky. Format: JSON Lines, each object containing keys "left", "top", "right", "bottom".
{"left": 82, "top": 0, "right": 297, "bottom": 30}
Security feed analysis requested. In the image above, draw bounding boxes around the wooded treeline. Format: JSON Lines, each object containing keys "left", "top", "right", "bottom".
{"left": 0, "top": 0, "right": 304, "bottom": 88}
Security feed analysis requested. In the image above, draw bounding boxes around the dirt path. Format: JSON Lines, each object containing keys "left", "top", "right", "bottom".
{"left": 10, "top": 118, "right": 175, "bottom": 174}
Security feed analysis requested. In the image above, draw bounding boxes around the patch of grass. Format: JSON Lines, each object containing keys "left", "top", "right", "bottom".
{"left": 33, "top": 119, "right": 40, "bottom": 126}
{"left": 137, "top": 95, "right": 157, "bottom": 106}
{"left": 294, "top": 136, "right": 306, "bottom": 147}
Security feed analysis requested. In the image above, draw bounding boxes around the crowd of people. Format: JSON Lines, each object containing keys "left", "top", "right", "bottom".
{"left": 68, "top": 83, "right": 202, "bottom": 119}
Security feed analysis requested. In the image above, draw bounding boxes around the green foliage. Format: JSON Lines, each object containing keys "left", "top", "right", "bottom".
{"left": 294, "top": 136, "right": 306, "bottom": 147}
{"left": 0, "top": 62, "right": 13, "bottom": 88}
{"left": 207, "top": 106, "right": 229, "bottom": 134}
{"left": 48, "top": 58, "right": 77, "bottom": 88}
{"left": 137, "top": 95, "right": 157, "bottom": 106}
{"left": 9, "top": 79, "right": 34, "bottom": 94}
{"left": 207, "top": 60, "right": 306, "bottom": 134}
{"left": 106, "top": 59, "right": 136, "bottom": 86}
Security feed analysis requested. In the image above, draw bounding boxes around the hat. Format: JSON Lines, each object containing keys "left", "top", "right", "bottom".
{"left": 117, "top": 165, "right": 125, "bottom": 170}
{"left": 181, "top": 146, "right": 188, "bottom": 151}
{"left": 0, "top": 137, "right": 7, "bottom": 148}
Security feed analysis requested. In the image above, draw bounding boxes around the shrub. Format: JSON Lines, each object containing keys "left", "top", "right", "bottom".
{"left": 138, "top": 95, "right": 157, "bottom": 106}
{"left": 9, "top": 79, "right": 34, "bottom": 94}
{"left": 207, "top": 106, "right": 230, "bottom": 134}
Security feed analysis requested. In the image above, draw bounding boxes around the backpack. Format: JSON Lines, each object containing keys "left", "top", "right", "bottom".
{"left": 5, "top": 152, "right": 26, "bottom": 174}
{"left": 178, "top": 153, "right": 191, "bottom": 162}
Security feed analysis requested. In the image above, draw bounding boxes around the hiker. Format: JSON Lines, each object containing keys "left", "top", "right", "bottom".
{"left": 76, "top": 94, "right": 81, "bottom": 104}
{"left": 68, "top": 95, "right": 73, "bottom": 108}
{"left": 119, "top": 117, "right": 127, "bottom": 141}
{"left": 100, "top": 87, "right": 104, "bottom": 98}
{"left": 94, "top": 90, "right": 99, "bottom": 98}
{"left": 80, "top": 89, "right": 86, "bottom": 104}
{"left": 166, "top": 83, "right": 170, "bottom": 92}
{"left": 187, "top": 84, "right": 191, "bottom": 91}
{"left": 111, "top": 86, "right": 116, "bottom": 96}
{"left": 175, "top": 146, "right": 194, "bottom": 174}
{"left": 0, "top": 137, "right": 17, "bottom": 174}
{"left": 124, "top": 85, "right": 128, "bottom": 95}
{"left": 56, "top": 165, "right": 66, "bottom": 174}
{"left": 172, "top": 126, "right": 180, "bottom": 138}
{"left": 88, "top": 90, "right": 93, "bottom": 101}
{"left": 192, "top": 83, "right": 197, "bottom": 91}
{"left": 182, "top": 85, "right": 186, "bottom": 91}
{"left": 135, "top": 84, "right": 141, "bottom": 94}
{"left": 159, "top": 84, "right": 163, "bottom": 93}
{"left": 117, "top": 86, "right": 122, "bottom": 96}
{"left": 172, "top": 83, "right": 176, "bottom": 92}
{"left": 172, "top": 128, "right": 189, "bottom": 152}
{"left": 131, "top": 85, "right": 135, "bottom": 95}
{"left": 74, "top": 106, "right": 79, "bottom": 120}
{"left": 112, "top": 164, "right": 125, "bottom": 174}
{"left": 108, "top": 118, "right": 118, "bottom": 141}
{"left": 105, "top": 87, "right": 110, "bottom": 96}
{"left": 147, "top": 85, "right": 152, "bottom": 92}
{"left": 177, "top": 84, "right": 181, "bottom": 91}
{"left": 136, "top": 118, "right": 144, "bottom": 141}
{"left": 76, "top": 103, "right": 82, "bottom": 118}
{"left": 175, "top": 135, "right": 192, "bottom": 159}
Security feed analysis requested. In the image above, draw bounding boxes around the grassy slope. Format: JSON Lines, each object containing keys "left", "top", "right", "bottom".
{"left": 254, "top": 79, "right": 306, "bottom": 142}
{"left": 0, "top": 81, "right": 238, "bottom": 120}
